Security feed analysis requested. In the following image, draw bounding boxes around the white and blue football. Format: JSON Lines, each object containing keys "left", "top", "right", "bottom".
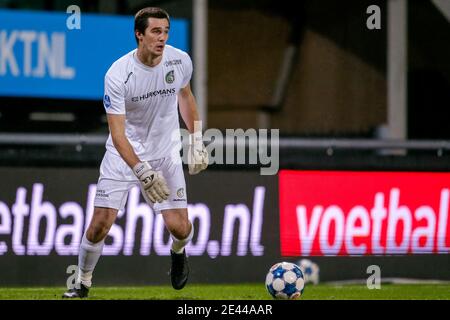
{"left": 265, "top": 262, "right": 305, "bottom": 299}
{"left": 298, "top": 259, "right": 320, "bottom": 285}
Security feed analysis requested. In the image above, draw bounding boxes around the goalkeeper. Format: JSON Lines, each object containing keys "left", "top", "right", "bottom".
{"left": 63, "top": 7, "right": 208, "bottom": 298}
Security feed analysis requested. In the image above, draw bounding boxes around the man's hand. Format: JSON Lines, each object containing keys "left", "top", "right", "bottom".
{"left": 133, "top": 161, "right": 170, "bottom": 203}
{"left": 187, "top": 132, "right": 208, "bottom": 175}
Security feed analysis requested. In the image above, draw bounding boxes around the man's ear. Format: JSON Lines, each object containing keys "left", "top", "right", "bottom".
{"left": 135, "top": 30, "right": 143, "bottom": 42}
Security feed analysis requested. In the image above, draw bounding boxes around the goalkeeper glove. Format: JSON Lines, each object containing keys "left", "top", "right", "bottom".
{"left": 133, "top": 161, "right": 170, "bottom": 203}
{"left": 187, "top": 131, "right": 208, "bottom": 175}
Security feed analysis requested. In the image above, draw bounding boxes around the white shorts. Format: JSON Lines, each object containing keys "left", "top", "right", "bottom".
{"left": 94, "top": 151, "right": 187, "bottom": 212}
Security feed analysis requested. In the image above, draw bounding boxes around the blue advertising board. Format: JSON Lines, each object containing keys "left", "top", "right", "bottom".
{"left": 0, "top": 9, "right": 189, "bottom": 100}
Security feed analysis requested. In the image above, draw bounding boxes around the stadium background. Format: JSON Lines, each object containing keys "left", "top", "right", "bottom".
{"left": 0, "top": 0, "right": 449, "bottom": 288}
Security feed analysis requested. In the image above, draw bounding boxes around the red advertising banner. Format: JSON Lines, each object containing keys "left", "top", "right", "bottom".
{"left": 279, "top": 170, "right": 450, "bottom": 256}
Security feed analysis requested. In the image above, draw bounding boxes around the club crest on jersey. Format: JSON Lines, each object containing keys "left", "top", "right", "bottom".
{"left": 177, "top": 188, "right": 184, "bottom": 198}
{"left": 165, "top": 70, "right": 175, "bottom": 84}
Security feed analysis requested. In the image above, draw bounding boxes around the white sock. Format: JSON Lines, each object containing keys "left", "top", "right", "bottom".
{"left": 171, "top": 222, "right": 194, "bottom": 254}
{"left": 77, "top": 233, "right": 104, "bottom": 288}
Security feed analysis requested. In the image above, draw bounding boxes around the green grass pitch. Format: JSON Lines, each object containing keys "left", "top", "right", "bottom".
{"left": 0, "top": 284, "right": 449, "bottom": 300}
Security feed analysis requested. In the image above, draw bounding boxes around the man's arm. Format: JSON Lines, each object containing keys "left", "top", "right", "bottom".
{"left": 178, "top": 83, "right": 200, "bottom": 133}
{"left": 107, "top": 114, "right": 141, "bottom": 168}
{"left": 178, "top": 83, "right": 208, "bottom": 175}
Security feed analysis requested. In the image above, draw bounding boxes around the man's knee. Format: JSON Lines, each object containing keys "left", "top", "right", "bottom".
{"left": 86, "top": 207, "right": 117, "bottom": 243}
{"left": 180, "top": 220, "right": 192, "bottom": 239}
{"left": 163, "top": 209, "right": 192, "bottom": 239}
{"left": 173, "top": 219, "right": 192, "bottom": 240}
{"left": 86, "top": 223, "right": 110, "bottom": 243}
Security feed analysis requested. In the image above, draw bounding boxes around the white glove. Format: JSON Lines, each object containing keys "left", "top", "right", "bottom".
{"left": 187, "top": 131, "right": 208, "bottom": 175}
{"left": 133, "top": 161, "right": 170, "bottom": 203}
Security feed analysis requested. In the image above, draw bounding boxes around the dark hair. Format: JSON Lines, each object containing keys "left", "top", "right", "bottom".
{"left": 134, "top": 7, "right": 170, "bottom": 45}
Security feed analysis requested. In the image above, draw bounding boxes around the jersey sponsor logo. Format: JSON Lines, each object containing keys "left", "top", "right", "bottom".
{"left": 164, "top": 59, "right": 182, "bottom": 67}
{"left": 131, "top": 88, "right": 176, "bottom": 102}
{"left": 103, "top": 94, "right": 111, "bottom": 108}
{"left": 165, "top": 70, "right": 175, "bottom": 84}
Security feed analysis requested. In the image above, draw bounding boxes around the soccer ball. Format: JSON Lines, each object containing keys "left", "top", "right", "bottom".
{"left": 298, "top": 259, "right": 320, "bottom": 285}
{"left": 265, "top": 262, "right": 305, "bottom": 300}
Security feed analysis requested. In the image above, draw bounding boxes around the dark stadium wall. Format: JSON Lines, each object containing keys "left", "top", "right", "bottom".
{"left": 271, "top": 28, "right": 386, "bottom": 135}
{"left": 407, "top": 1, "right": 450, "bottom": 139}
{"left": 207, "top": 1, "right": 387, "bottom": 135}
{"left": 207, "top": 8, "right": 291, "bottom": 130}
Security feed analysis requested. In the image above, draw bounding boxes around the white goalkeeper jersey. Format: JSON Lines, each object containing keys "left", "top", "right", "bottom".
{"left": 103, "top": 45, "right": 193, "bottom": 161}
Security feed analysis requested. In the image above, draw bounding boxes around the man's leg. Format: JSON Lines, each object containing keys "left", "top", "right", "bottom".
{"left": 162, "top": 208, "right": 193, "bottom": 290}
{"left": 63, "top": 207, "right": 118, "bottom": 298}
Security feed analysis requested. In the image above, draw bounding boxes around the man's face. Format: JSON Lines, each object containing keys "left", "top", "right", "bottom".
{"left": 138, "top": 17, "right": 169, "bottom": 56}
